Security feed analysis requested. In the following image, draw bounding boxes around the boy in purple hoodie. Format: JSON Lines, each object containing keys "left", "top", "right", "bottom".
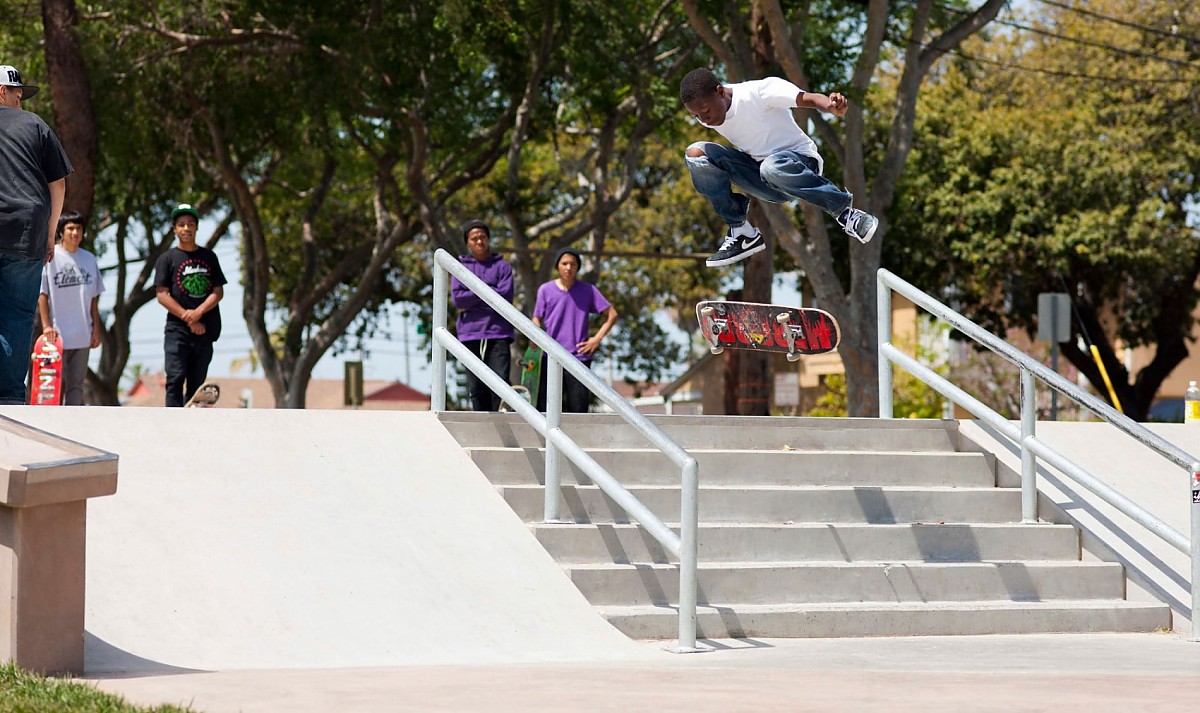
{"left": 450, "top": 220, "right": 514, "bottom": 411}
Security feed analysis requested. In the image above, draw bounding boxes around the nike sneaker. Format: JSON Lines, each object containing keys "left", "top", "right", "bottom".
{"left": 837, "top": 207, "right": 878, "bottom": 244}
{"left": 705, "top": 226, "right": 765, "bottom": 267}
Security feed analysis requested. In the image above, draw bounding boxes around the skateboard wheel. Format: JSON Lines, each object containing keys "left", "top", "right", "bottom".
{"left": 700, "top": 306, "right": 715, "bottom": 317}
{"left": 776, "top": 312, "right": 790, "bottom": 324}
{"left": 787, "top": 352, "right": 802, "bottom": 363}
{"left": 710, "top": 346, "right": 724, "bottom": 355}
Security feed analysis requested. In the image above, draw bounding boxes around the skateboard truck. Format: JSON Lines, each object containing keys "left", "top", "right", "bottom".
{"left": 699, "top": 306, "right": 724, "bottom": 355}
{"left": 777, "top": 312, "right": 801, "bottom": 363}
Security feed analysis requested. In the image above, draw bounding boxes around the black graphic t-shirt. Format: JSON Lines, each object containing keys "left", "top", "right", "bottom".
{"left": 154, "top": 246, "right": 228, "bottom": 340}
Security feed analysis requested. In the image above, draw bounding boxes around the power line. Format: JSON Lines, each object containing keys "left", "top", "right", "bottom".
{"left": 1032, "top": 0, "right": 1200, "bottom": 45}
{"left": 994, "top": 15, "right": 1199, "bottom": 71}
{"left": 494, "top": 246, "right": 708, "bottom": 261}
{"left": 950, "top": 48, "right": 1196, "bottom": 84}
{"left": 937, "top": 2, "right": 1200, "bottom": 72}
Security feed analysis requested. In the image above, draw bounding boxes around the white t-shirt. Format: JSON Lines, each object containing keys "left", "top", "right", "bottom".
{"left": 701, "top": 77, "right": 822, "bottom": 171}
{"left": 41, "top": 247, "right": 104, "bottom": 350}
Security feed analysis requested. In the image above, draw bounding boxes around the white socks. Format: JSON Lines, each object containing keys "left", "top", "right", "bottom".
{"left": 731, "top": 221, "right": 757, "bottom": 238}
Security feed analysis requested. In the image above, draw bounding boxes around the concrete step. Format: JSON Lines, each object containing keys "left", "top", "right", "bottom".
{"left": 439, "top": 412, "right": 960, "bottom": 451}
{"left": 501, "top": 484, "right": 1022, "bottom": 524}
{"left": 568, "top": 561, "right": 1127, "bottom": 606}
{"left": 475, "top": 449, "right": 995, "bottom": 487}
{"left": 598, "top": 600, "right": 1171, "bottom": 639}
{"left": 533, "top": 523, "right": 1081, "bottom": 565}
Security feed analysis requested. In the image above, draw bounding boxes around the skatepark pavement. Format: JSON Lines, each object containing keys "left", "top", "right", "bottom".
{"left": 0, "top": 407, "right": 1197, "bottom": 710}
{"left": 86, "top": 633, "right": 1200, "bottom": 712}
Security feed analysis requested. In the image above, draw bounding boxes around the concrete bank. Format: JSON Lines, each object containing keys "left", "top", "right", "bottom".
{"left": 0, "top": 407, "right": 646, "bottom": 672}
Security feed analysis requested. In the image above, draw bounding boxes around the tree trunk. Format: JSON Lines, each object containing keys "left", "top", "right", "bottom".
{"left": 41, "top": 0, "right": 95, "bottom": 218}
{"left": 737, "top": 203, "right": 773, "bottom": 415}
{"left": 683, "top": 0, "right": 1005, "bottom": 419}
{"left": 723, "top": 347, "right": 740, "bottom": 415}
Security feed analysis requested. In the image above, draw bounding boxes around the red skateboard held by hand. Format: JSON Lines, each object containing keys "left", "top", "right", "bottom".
{"left": 29, "top": 334, "right": 64, "bottom": 406}
{"left": 696, "top": 300, "right": 840, "bottom": 363}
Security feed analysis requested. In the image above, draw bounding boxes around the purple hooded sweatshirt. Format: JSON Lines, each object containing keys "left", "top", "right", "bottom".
{"left": 451, "top": 253, "right": 515, "bottom": 341}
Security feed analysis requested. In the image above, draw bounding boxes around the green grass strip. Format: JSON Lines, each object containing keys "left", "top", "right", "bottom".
{"left": 0, "top": 663, "right": 196, "bottom": 712}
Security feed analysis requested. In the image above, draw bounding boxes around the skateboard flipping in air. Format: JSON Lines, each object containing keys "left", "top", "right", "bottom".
{"left": 185, "top": 382, "right": 221, "bottom": 408}
{"left": 696, "top": 300, "right": 840, "bottom": 362}
{"left": 28, "top": 334, "right": 64, "bottom": 405}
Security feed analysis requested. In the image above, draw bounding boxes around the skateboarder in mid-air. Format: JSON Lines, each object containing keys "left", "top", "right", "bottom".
{"left": 679, "top": 67, "right": 879, "bottom": 268}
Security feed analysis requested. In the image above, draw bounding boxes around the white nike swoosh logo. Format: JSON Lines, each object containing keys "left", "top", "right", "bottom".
{"left": 741, "top": 235, "right": 762, "bottom": 249}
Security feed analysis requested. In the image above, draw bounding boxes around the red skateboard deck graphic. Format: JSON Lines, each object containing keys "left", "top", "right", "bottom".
{"left": 696, "top": 300, "right": 840, "bottom": 362}
{"left": 29, "top": 334, "right": 64, "bottom": 406}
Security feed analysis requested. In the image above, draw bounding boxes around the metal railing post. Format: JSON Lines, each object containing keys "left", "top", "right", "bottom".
{"left": 878, "top": 267, "right": 1200, "bottom": 637}
{"left": 432, "top": 249, "right": 698, "bottom": 652}
{"left": 678, "top": 457, "right": 699, "bottom": 650}
{"left": 431, "top": 261, "right": 449, "bottom": 412}
{"left": 878, "top": 273, "right": 893, "bottom": 419}
{"left": 543, "top": 358, "right": 563, "bottom": 522}
{"left": 1192, "top": 463, "right": 1200, "bottom": 641}
{"left": 1021, "top": 368, "right": 1038, "bottom": 523}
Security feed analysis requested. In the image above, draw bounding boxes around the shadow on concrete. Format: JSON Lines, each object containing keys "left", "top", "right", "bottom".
{"left": 972, "top": 421, "right": 1190, "bottom": 617}
{"left": 697, "top": 637, "right": 774, "bottom": 651}
{"left": 82, "top": 631, "right": 208, "bottom": 678}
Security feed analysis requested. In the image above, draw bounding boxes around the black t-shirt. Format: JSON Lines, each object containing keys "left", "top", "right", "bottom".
{"left": 0, "top": 107, "right": 74, "bottom": 260}
{"left": 154, "top": 246, "right": 228, "bottom": 340}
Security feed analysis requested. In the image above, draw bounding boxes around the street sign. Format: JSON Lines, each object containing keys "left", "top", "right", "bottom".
{"left": 1038, "top": 293, "right": 1071, "bottom": 343}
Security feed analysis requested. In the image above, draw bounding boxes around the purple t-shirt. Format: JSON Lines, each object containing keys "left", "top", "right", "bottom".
{"left": 534, "top": 279, "right": 612, "bottom": 362}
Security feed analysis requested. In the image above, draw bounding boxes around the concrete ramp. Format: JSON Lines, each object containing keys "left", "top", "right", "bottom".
{"left": 0, "top": 407, "right": 647, "bottom": 672}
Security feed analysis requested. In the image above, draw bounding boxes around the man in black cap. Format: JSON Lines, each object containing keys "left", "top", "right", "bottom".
{"left": 0, "top": 64, "right": 72, "bottom": 404}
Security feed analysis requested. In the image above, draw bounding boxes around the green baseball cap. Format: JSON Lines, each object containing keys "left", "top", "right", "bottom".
{"left": 170, "top": 203, "right": 200, "bottom": 223}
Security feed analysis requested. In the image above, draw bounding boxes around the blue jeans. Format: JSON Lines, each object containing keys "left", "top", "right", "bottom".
{"left": 0, "top": 254, "right": 45, "bottom": 404}
{"left": 685, "top": 142, "right": 853, "bottom": 226}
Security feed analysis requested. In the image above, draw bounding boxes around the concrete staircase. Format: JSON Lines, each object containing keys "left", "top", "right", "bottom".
{"left": 438, "top": 412, "right": 1170, "bottom": 639}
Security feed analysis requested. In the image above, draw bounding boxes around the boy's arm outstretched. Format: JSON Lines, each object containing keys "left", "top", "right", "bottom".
{"left": 796, "top": 90, "right": 848, "bottom": 118}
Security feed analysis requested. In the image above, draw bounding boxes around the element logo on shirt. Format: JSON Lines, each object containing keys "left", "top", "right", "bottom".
{"left": 177, "top": 260, "right": 213, "bottom": 298}
{"left": 53, "top": 265, "right": 92, "bottom": 288}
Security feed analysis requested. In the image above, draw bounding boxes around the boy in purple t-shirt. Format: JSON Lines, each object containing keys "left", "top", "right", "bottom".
{"left": 532, "top": 247, "right": 618, "bottom": 413}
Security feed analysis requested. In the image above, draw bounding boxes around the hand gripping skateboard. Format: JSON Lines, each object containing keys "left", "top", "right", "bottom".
{"left": 696, "top": 300, "right": 840, "bottom": 363}
{"left": 29, "top": 334, "right": 65, "bottom": 405}
{"left": 185, "top": 382, "right": 221, "bottom": 408}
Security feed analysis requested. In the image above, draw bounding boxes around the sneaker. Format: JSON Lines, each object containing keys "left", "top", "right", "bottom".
{"left": 837, "top": 207, "right": 878, "bottom": 244}
{"left": 705, "top": 227, "right": 765, "bottom": 267}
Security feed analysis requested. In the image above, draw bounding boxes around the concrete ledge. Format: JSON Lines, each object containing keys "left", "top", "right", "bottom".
{"left": 0, "top": 416, "right": 117, "bottom": 506}
{"left": 0, "top": 413, "right": 118, "bottom": 675}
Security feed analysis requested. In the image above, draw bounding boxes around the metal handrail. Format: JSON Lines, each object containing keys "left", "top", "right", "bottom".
{"left": 878, "top": 267, "right": 1200, "bottom": 639}
{"left": 431, "top": 249, "right": 700, "bottom": 650}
